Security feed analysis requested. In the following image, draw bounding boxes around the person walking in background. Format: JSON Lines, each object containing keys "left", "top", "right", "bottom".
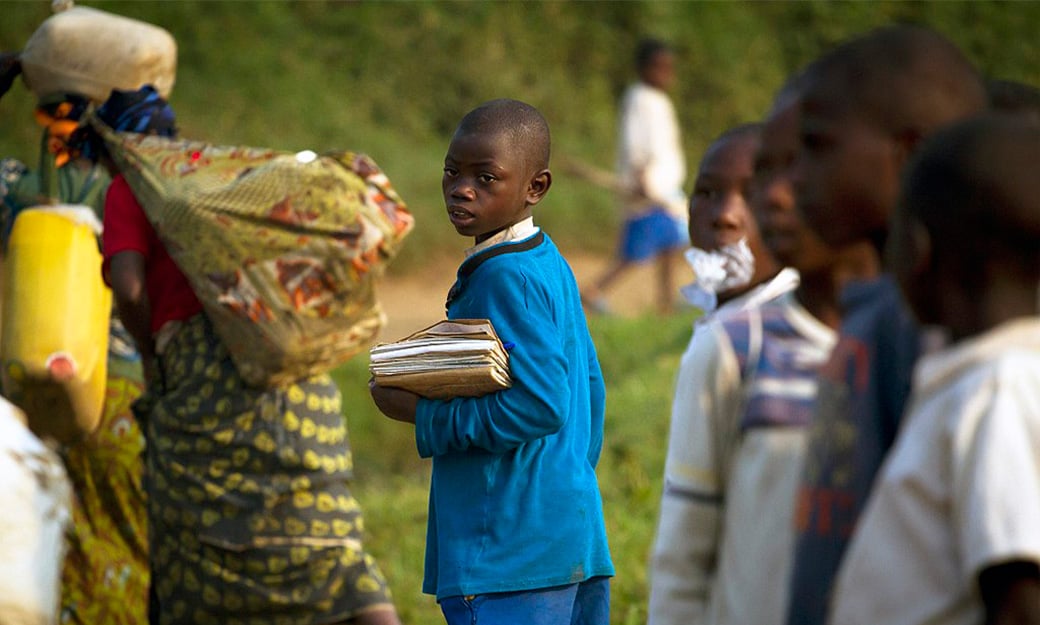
{"left": 370, "top": 99, "right": 614, "bottom": 625}
{"left": 784, "top": 25, "right": 988, "bottom": 625}
{"left": 86, "top": 86, "right": 401, "bottom": 625}
{"left": 829, "top": 113, "right": 1040, "bottom": 625}
{"left": 582, "top": 37, "right": 688, "bottom": 315}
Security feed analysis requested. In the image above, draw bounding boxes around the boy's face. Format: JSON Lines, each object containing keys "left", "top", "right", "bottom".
{"left": 753, "top": 100, "right": 835, "bottom": 275}
{"left": 689, "top": 132, "right": 761, "bottom": 252}
{"left": 641, "top": 51, "right": 676, "bottom": 92}
{"left": 689, "top": 131, "right": 777, "bottom": 297}
{"left": 442, "top": 130, "right": 547, "bottom": 244}
{"left": 793, "top": 83, "right": 904, "bottom": 250}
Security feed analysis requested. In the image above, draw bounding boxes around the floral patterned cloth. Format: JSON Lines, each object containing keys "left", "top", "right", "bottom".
{"left": 96, "top": 123, "right": 414, "bottom": 387}
{"left": 139, "top": 313, "right": 393, "bottom": 625}
{"left": 59, "top": 318, "right": 149, "bottom": 625}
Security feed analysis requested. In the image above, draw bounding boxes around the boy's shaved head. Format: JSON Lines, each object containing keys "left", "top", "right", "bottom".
{"left": 903, "top": 114, "right": 1040, "bottom": 249}
{"left": 893, "top": 113, "right": 1040, "bottom": 329}
{"left": 456, "top": 99, "right": 551, "bottom": 173}
{"left": 803, "top": 24, "right": 986, "bottom": 137}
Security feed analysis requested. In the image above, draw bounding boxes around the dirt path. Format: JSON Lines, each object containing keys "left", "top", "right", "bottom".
{"left": 374, "top": 249, "right": 694, "bottom": 341}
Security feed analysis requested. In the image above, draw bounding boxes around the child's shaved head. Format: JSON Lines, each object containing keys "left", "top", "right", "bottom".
{"left": 902, "top": 114, "right": 1040, "bottom": 251}
{"left": 892, "top": 113, "right": 1040, "bottom": 332}
{"left": 455, "top": 99, "right": 551, "bottom": 173}
{"left": 803, "top": 24, "right": 986, "bottom": 138}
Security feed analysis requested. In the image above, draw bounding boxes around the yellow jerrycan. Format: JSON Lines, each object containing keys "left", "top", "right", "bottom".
{"left": 1, "top": 206, "right": 111, "bottom": 443}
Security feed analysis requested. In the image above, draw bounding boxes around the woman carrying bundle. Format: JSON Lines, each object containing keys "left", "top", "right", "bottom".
{"left": 80, "top": 86, "right": 401, "bottom": 625}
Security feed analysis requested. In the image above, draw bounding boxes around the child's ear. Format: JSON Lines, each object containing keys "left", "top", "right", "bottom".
{"left": 885, "top": 211, "right": 932, "bottom": 283}
{"left": 526, "top": 169, "right": 552, "bottom": 206}
{"left": 893, "top": 126, "right": 924, "bottom": 170}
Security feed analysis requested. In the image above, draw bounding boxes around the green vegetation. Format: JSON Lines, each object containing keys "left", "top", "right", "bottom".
{"left": 334, "top": 312, "right": 693, "bottom": 624}
{"left": 2, "top": 3, "right": 1037, "bottom": 621}
{"left": 2, "top": 1, "right": 1037, "bottom": 267}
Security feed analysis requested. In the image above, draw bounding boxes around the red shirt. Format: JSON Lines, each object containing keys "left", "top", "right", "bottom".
{"left": 102, "top": 175, "right": 203, "bottom": 334}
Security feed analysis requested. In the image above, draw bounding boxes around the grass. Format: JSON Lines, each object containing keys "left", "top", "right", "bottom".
{"left": 333, "top": 311, "right": 694, "bottom": 624}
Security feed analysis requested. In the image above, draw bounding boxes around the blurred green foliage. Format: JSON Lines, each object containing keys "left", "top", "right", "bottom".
{"left": 2, "top": 1, "right": 1037, "bottom": 268}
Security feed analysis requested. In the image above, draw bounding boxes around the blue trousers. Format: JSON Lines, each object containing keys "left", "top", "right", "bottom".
{"left": 440, "top": 576, "right": 610, "bottom": 625}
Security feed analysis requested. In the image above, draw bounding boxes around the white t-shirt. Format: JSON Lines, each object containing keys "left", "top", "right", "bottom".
{"left": 829, "top": 317, "right": 1040, "bottom": 625}
{"left": 617, "top": 82, "right": 686, "bottom": 218}
{"left": 0, "top": 397, "right": 71, "bottom": 625}
{"left": 649, "top": 273, "right": 822, "bottom": 625}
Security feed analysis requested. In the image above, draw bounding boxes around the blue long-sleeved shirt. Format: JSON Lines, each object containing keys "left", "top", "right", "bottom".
{"left": 414, "top": 231, "right": 614, "bottom": 599}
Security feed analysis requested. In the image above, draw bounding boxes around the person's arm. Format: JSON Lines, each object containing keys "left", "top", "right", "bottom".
{"left": 369, "top": 379, "right": 419, "bottom": 424}
{"left": 413, "top": 265, "right": 572, "bottom": 457}
{"left": 107, "top": 251, "right": 156, "bottom": 380}
{"left": 586, "top": 331, "right": 606, "bottom": 468}
{"left": 648, "top": 322, "right": 743, "bottom": 625}
{"left": 957, "top": 367, "right": 1040, "bottom": 625}
{"left": 980, "top": 561, "right": 1040, "bottom": 625}
{"left": 101, "top": 176, "right": 156, "bottom": 381}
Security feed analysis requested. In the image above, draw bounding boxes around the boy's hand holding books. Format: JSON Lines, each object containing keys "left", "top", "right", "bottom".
{"left": 367, "top": 319, "right": 513, "bottom": 422}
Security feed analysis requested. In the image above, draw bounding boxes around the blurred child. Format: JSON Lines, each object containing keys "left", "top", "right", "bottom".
{"left": 647, "top": 121, "right": 800, "bottom": 624}
{"left": 829, "top": 113, "right": 1040, "bottom": 625}
{"left": 784, "top": 25, "right": 988, "bottom": 625}
{"left": 369, "top": 99, "right": 614, "bottom": 625}
{"left": 582, "top": 38, "right": 688, "bottom": 315}
{"left": 678, "top": 123, "right": 796, "bottom": 320}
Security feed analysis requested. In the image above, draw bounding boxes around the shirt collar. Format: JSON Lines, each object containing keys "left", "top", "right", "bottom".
{"left": 913, "top": 317, "right": 1040, "bottom": 396}
{"left": 464, "top": 217, "right": 539, "bottom": 258}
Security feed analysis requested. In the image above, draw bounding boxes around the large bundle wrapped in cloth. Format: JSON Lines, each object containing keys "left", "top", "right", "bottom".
{"left": 1, "top": 206, "right": 111, "bottom": 443}
{"left": 95, "top": 120, "right": 414, "bottom": 387}
{"left": 20, "top": 4, "right": 177, "bottom": 103}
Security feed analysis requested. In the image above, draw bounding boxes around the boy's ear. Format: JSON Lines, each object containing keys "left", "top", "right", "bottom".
{"left": 526, "top": 169, "right": 552, "bottom": 206}
{"left": 893, "top": 126, "right": 925, "bottom": 170}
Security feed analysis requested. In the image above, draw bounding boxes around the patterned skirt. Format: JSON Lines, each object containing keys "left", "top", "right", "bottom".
{"left": 60, "top": 317, "right": 149, "bottom": 625}
{"left": 139, "top": 313, "right": 392, "bottom": 625}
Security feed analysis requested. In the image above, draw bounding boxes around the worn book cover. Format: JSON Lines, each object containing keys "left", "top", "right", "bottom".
{"left": 369, "top": 319, "right": 512, "bottom": 399}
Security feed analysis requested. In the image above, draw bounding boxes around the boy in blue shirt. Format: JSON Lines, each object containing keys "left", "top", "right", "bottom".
{"left": 369, "top": 98, "right": 614, "bottom": 625}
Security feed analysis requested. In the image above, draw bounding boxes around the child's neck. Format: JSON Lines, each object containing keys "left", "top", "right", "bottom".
{"left": 797, "top": 243, "right": 880, "bottom": 330}
{"left": 795, "top": 270, "right": 840, "bottom": 330}
{"left": 945, "top": 273, "right": 1039, "bottom": 343}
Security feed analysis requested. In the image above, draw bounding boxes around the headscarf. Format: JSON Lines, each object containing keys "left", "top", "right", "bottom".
{"left": 70, "top": 85, "right": 177, "bottom": 162}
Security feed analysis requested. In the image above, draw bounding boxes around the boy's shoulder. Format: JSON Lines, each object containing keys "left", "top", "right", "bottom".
{"left": 915, "top": 318, "right": 1040, "bottom": 400}
{"left": 459, "top": 230, "right": 564, "bottom": 278}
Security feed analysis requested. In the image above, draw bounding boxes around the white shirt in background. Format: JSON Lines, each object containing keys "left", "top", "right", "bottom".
{"left": 829, "top": 317, "right": 1040, "bottom": 625}
{"left": 617, "top": 82, "right": 686, "bottom": 219}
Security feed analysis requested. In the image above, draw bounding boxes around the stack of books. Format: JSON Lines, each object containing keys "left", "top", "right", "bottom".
{"left": 369, "top": 319, "right": 512, "bottom": 399}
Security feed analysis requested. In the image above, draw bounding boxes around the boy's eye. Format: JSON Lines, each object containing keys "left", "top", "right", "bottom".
{"left": 693, "top": 186, "right": 718, "bottom": 200}
{"left": 477, "top": 173, "right": 497, "bottom": 184}
{"left": 443, "top": 167, "right": 458, "bottom": 177}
